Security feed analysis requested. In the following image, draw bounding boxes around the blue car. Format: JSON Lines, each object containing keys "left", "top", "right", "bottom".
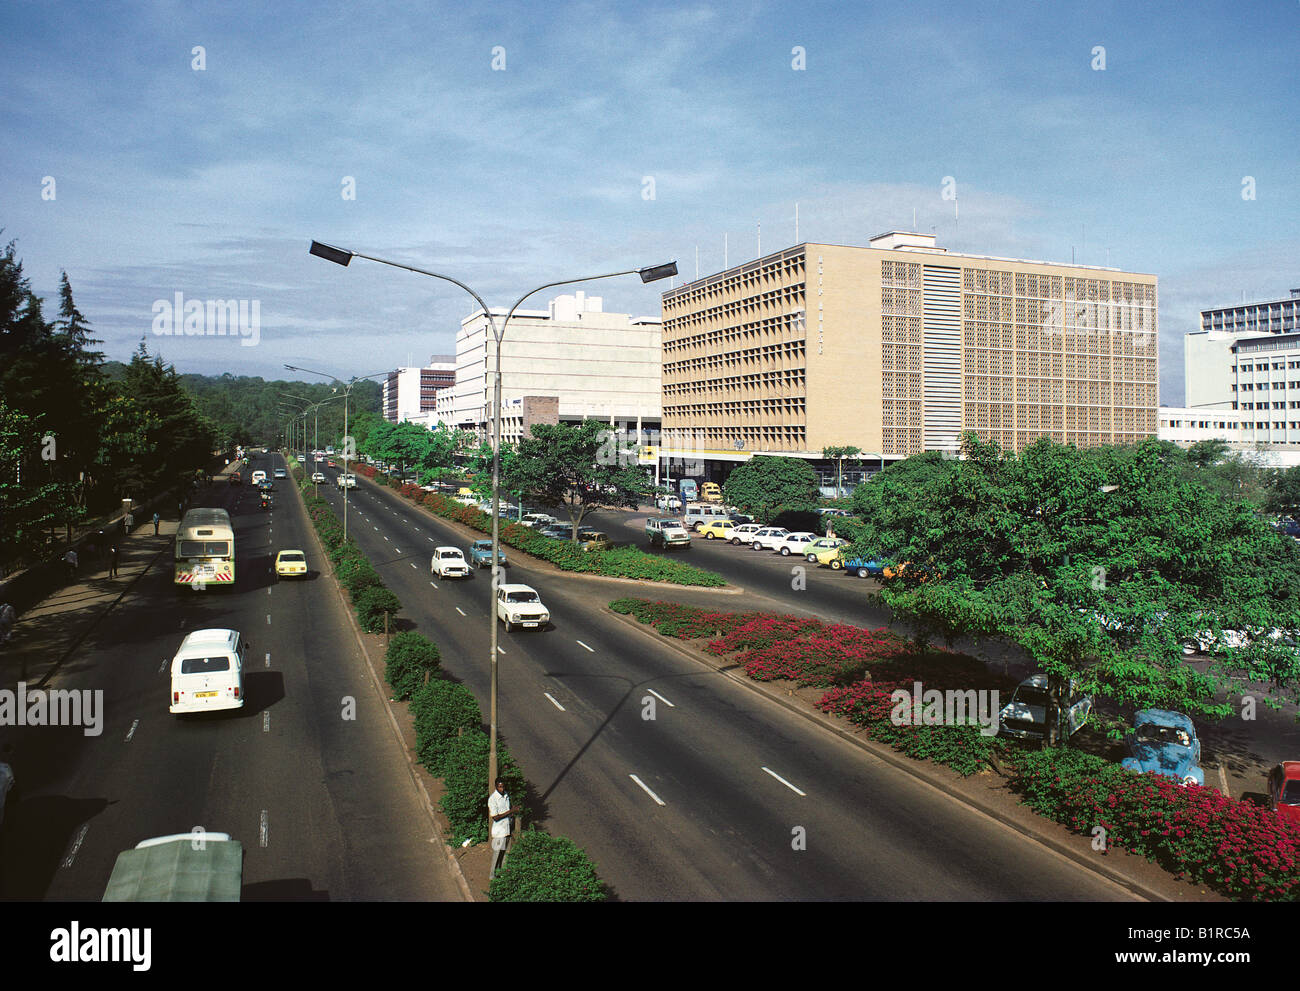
{"left": 1121, "top": 709, "right": 1205, "bottom": 786}
{"left": 468, "top": 540, "right": 505, "bottom": 569}
{"left": 842, "top": 557, "right": 890, "bottom": 579}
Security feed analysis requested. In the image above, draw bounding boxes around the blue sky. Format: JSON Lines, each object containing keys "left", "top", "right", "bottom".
{"left": 1, "top": 0, "right": 1296, "bottom": 403}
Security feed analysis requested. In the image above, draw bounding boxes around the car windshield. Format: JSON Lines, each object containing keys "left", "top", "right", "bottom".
{"left": 1136, "top": 723, "right": 1191, "bottom": 747}
{"left": 440, "top": 551, "right": 462, "bottom": 558}
{"left": 472, "top": 542, "right": 491, "bottom": 550}
{"left": 506, "top": 591, "right": 539, "bottom": 603}
{"left": 1283, "top": 780, "right": 1300, "bottom": 805}
{"left": 1013, "top": 688, "right": 1050, "bottom": 708}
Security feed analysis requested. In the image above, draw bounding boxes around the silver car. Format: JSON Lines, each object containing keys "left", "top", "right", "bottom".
{"left": 999, "top": 674, "right": 1092, "bottom": 741}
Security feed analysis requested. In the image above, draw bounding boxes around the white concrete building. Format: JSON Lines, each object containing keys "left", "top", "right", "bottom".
{"left": 383, "top": 357, "right": 456, "bottom": 424}
{"left": 1184, "top": 289, "right": 1300, "bottom": 448}
{"left": 452, "top": 292, "right": 662, "bottom": 441}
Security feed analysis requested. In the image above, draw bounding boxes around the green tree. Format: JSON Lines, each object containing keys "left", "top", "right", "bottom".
{"left": 507, "top": 421, "right": 652, "bottom": 538}
{"left": 723, "top": 455, "right": 820, "bottom": 522}
{"left": 822, "top": 445, "right": 862, "bottom": 499}
{"left": 847, "top": 433, "right": 1300, "bottom": 743}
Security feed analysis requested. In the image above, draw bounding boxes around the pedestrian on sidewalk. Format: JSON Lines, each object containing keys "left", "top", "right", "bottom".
{"left": 125, "top": 511, "right": 134, "bottom": 533}
{"left": 62, "top": 548, "right": 78, "bottom": 582}
{"left": 109, "top": 545, "right": 119, "bottom": 578}
{"left": 152, "top": 512, "right": 160, "bottom": 535}
{"left": 487, "top": 777, "right": 519, "bottom": 880}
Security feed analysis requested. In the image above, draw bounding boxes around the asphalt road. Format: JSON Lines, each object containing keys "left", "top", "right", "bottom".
{"left": 2, "top": 454, "right": 460, "bottom": 902}
{"left": 314, "top": 467, "right": 1137, "bottom": 900}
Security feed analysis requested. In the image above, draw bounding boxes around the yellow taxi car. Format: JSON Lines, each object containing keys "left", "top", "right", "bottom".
{"left": 698, "top": 519, "right": 739, "bottom": 541}
{"left": 274, "top": 549, "right": 308, "bottom": 579}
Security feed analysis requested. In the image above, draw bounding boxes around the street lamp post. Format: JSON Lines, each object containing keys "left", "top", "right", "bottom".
{"left": 309, "top": 239, "right": 676, "bottom": 789}
{"left": 285, "top": 365, "right": 388, "bottom": 542}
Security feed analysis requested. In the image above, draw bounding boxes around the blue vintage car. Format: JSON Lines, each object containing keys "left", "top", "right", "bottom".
{"left": 1121, "top": 709, "right": 1205, "bottom": 786}
{"left": 842, "top": 557, "right": 890, "bottom": 578}
{"left": 468, "top": 540, "right": 505, "bottom": 569}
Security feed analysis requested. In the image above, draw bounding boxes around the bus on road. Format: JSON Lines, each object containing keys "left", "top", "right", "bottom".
{"left": 175, "top": 508, "right": 236, "bottom": 587}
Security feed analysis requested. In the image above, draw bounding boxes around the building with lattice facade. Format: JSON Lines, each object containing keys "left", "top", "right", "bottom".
{"left": 660, "top": 232, "right": 1158, "bottom": 468}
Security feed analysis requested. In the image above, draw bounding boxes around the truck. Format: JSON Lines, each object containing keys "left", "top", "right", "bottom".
{"left": 678, "top": 478, "right": 698, "bottom": 503}
{"left": 646, "top": 517, "right": 691, "bottom": 549}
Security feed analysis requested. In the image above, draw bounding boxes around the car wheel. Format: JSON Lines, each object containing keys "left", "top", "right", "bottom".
{"left": 705, "top": 532, "right": 714, "bottom": 539}
{"left": 830, "top": 559, "right": 843, "bottom": 570}
{"left": 780, "top": 547, "right": 790, "bottom": 556}
{"left": 806, "top": 554, "right": 817, "bottom": 563}
{"left": 1182, "top": 774, "right": 1198, "bottom": 787}
{"left": 857, "top": 567, "right": 870, "bottom": 578}
{"left": 753, "top": 541, "right": 762, "bottom": 550}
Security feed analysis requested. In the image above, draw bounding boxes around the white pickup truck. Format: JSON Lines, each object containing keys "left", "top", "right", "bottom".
{"left": 336, "top": 473, "right": 357, "bottom": 489}
{"left": 646, "top": 517, "right": 691, "bottom": 549}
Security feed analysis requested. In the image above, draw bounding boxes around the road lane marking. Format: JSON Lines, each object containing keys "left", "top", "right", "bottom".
{"left": 62, "top": 824, "right": 89, "bottom": 868}
{"left": 259, "top": 810, "right": 269, "bottom": 848}
{"left": 265, "top": 652, "right": 270, "bottom": 667}
{"left": 576, "top": 640, "right": 595, "bottom": 653}
{"left": 629, "top": 775, "right": 666, "bottom": 806}
{"left": 159, "top": 657, "right": 168, "bottom": 674}
{"left": 263, "top": 711, "right": 270, "bottom": 733}
{"left": 411, "top": 563, "right": 418, "bottom": 568}
{"left": 498, "top": 646, "right": 505, "bottom": 654}
{"left": 384, "top": 536, "right": 389, "bottom": 541}
{"left": 124, "top": 719, "right": 139, "bottom": 742}
{"left": 429, "top": 581, "right": 438, "bottom": 589}
{"left": 428, "top": 537, "right": 435, "bottom": 542}
{"left": 455, "top": 607, "right": 466, "bottom": 616}
{"left": 267, "top": 587, "right": 271, "bottom": 595}
{"left": 374, "top": 526, "right": 379, "bottom": 531}
{"left": 266, "top": 614, "right": 271, "bottom": 625}
{"left": 645, "top": 688, "right": 675, "bottom": 708}
{"left": 545, "top": 693, "right": 566, "bottom": 711}
{"left": 762, "top": 766, "right": 807, "bottom": 796}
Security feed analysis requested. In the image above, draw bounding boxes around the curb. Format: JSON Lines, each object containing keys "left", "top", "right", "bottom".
{"left": 352, "top": 472, "right": 744, "bottom": 594}
{"left": 608, "top": 608, "right": 1174, "bottom": 903}
{"left": 291, "top": 473, "right": 475, "bottom": 903}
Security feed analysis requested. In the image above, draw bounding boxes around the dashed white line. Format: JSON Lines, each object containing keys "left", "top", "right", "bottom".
{"left": 629, "top": 775, "right": 666, "bottom": 806}
{"left": 259, "top": 810, "right": 269, "bottom": 848}
{"left": 265, "top": 652, "right": 270, "bottom": 667}
{"left": 455, "top": 606, "right": 465, "bottom": 616}
{"left": 266, "top": 614, "right": 271, "bottom": 624}
{"left": 158, "top": 657, "right": 168, "bottom": 674}
{"left": 267, "top": 587, "right": 271, "bottom": 595}
{"left": 497, "top": 646, "right": 505, "bottom": 655}
{"left": 62, "top": 824, "right": 89, "bottom": 868}
{"left": 410, "top": 563, "right": 417, "bottom": 569}
{"left": 429, "top": 581, "right": 438, "bottom": 589}
{"left": 761, "top": 766, "right": 807, "bottom": 796}
{"left": 124, "top": 719, "right": 139, "bottom": 742}
{"left": 645, "top": 688, "right": 675, "bottom": 708}
{"left": 263, "top": 711, "right": 271, "bottom": 733}
{"left": 545, "top": 693, "right": 566, "bottom": 711}
{"left": 576, "top": 640, "right": 595, "bottom": 653}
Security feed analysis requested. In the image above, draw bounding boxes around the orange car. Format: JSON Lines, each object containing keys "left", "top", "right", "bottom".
{"left": 882, "top": 561, "right": 941, "bottom": 581}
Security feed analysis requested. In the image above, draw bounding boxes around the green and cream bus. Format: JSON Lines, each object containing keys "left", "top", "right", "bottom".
{"left": 175, "top": 508, "right": 235, "bottom": 587}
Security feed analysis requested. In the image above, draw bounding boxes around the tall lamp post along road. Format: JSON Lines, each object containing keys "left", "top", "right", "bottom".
{"left": 308, "top": 239, "right": 677, "bottom": 788}
{"left": 283, "top": 392, "right": 346, "bottom": 494}
{"left": 284, "top": 365, "right": 389, "bottom": 542}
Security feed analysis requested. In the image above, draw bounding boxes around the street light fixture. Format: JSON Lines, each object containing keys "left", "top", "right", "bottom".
{"left": 309, "top": 239, "right": 677, "bottom": 790}
{"left": 285, "top": 363, "right": 389, "bottom": 542}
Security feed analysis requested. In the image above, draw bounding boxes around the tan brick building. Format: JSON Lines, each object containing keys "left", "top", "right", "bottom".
{"left": 660, "top": 232, "right": 1158, "bottom": 468}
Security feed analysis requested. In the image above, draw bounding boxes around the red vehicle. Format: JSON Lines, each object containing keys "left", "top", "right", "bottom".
{"left": 230, "top": 471, "right": 241, "bottom": 485}
{"left": 327, "top": 460, "right": 335, "bottom": 468}
{"left": 1268, "top": 763, "right": 1300, "bottom": 825}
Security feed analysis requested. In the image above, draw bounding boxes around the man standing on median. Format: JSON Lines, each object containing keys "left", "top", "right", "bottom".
{"left": 488, "top": 777, "right": 519, "bottom": 879}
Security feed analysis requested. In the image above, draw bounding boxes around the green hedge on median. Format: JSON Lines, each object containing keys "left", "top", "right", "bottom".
{"left": 488, "top": 830, "right": 606, "bottom": 902}
{"left": 384, "top": 631, "right": 442, "bottom": 701}
{"left": 411, "top": 678, "right": 483, "bottom": 774}
{"left": 301, "top": 492, "right": 403, "bottom": 632}
{"left": 439, "top": 730, "right": 526, "bottom": 845}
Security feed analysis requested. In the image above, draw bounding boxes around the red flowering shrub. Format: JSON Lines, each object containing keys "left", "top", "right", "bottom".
{"left": 400, "top": 483, "right": 422, "bottom": 499}
{"left": 706, "top": 615, "right": 825, "bottom": 654}
{"left": 1013, "top": 750, "right": 1300, "bottom": 901}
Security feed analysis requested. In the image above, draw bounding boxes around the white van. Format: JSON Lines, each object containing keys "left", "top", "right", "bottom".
{"left": 170, "top": 629, "right": 247, "bottom": 715}
{"left": 250, "top": 470, "right": 267, "bottom": 485}
{"left": 683, "top": 503, "right": 730, "bottom": 532}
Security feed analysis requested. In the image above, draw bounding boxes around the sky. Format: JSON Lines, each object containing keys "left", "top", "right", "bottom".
{"left": 1, "top": 0, "right": 1297, "bottom": 404}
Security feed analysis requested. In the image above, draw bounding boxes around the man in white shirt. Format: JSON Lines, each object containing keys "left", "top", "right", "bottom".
{"left": 487, "top": 777, "right": 519, "bottom": 879}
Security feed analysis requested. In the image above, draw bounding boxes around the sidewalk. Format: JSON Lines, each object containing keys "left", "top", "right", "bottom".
{"left": 0, "top": 520, "right": 177, "bottom": 690}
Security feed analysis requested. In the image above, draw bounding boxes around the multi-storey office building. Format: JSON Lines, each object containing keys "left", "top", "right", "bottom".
{"left": 382, "top": 357, "right": 456, "bottom": 424}
{"left": 660, "top": 232, "right": 1158, "bottom": 472}
{"left": 1185, "top": 289, "right": 1300, "bottom": 447}
{"left": 451, "top": 292, "right": 662, "bottom": 441}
